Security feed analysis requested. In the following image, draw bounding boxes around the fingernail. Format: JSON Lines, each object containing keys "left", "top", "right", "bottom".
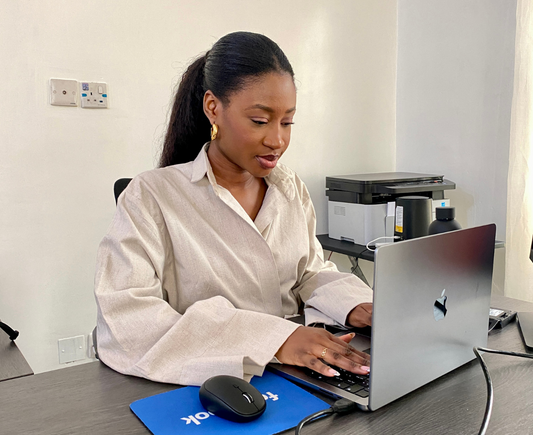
{"left": 349, "top": 332, "right": 356, "bottom": 338}
{"left": 362, "top": 366, "right": 370, "bottom": 373}
{"left": 329, "top": 369, "right": 340, "bottom": 376}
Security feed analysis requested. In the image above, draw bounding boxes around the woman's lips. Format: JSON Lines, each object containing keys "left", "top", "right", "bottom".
{"left": 256, "top": 155, "right": 279, "bottom": 169}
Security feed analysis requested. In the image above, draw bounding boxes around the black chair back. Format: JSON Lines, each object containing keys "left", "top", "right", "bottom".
{"left": 114, "top": 178, "right": 132, "bottom": 204}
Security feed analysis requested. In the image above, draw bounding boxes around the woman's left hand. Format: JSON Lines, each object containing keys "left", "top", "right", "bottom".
{"left": 347, "top": 303, "right": 373, "bottom": 328}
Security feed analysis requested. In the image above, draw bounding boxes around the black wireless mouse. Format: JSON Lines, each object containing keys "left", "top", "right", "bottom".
{"left": 199, "top": 375, "right": 266, "bottom": 422}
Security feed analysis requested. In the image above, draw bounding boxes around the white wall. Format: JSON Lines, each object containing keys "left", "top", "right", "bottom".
{"left": 0, "top": 1, "right": 397, "bottom": 373}
{"left": 396, "top": 0, "right": 516, "bottom": 242}
{"left": 332, "top": 1, "right": 518, "bottom": 286}
{"left": 396, "top": 0, "right": 517, "bottom": 295}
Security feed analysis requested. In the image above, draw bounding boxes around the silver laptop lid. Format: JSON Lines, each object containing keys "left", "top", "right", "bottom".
{"left": 369, "top": 224, "right": 496, "bottom": 410}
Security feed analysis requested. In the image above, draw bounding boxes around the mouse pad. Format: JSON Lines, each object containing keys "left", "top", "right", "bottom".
{"left": 130, "top": 371, "right": 330, "bottom": 434}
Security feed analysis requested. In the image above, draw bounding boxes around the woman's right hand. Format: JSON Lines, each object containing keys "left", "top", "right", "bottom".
{"left": 275, "top": 326, "right": 370, "bottom": 377}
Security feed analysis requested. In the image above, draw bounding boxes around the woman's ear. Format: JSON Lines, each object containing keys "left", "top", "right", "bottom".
{"left": 203, "top": 90, "right": 220, "bottom": 125}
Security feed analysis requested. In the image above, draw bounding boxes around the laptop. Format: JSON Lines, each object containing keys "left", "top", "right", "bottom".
{"left": 268, "top": 224, "right": 496, "bottom": 411}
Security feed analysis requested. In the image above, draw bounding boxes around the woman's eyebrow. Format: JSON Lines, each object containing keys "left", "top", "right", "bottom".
{"left": 245, "top": 104, "right": 296, "bottom": 114}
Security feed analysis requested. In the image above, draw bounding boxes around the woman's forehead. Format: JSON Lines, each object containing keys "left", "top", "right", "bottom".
{"left": 226, "top": 72, "right": 296, "bottom": 111}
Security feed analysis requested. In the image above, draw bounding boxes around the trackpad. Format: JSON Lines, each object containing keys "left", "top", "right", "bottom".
{"left": 333, "top": 331, "right": 371, "bottom": 352}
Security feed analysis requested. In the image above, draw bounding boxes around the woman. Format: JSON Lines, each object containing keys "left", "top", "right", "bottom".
{"left": 94, "top": 31, "right": 373, "bottom": 386}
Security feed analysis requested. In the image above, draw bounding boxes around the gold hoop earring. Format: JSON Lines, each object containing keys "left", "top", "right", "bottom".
{"left": 211, "top": 124, "right": 218, "bottom": 141}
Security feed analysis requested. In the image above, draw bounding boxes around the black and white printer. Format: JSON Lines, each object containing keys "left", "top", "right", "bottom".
{"left": 326, "top": 172, "right": 456, "bottom": 245}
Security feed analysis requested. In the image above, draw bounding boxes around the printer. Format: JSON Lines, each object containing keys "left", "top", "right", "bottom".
{"left": 326, "top": 172, "right": 456, "bottom": 245}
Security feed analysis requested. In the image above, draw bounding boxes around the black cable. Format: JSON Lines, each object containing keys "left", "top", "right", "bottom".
{"left": 294, "top": 408, "right": 333, "bottom": 434}
{"left": 473, "top": 346, "right": 533, "bottom": 435}
{"left": 350, "top": 248, "right": 370, "bottom": 287}
{"left": 354, "top": 248, "right": 369, "bottom": 263}
{"left": 473, "top": 347, "right": 494, "bottom": 435}
{"left": 476, "top": 346, "right": 533, "bottom": 360}
{"left": 294, "top": 398, "right": 358, "bottom": 434}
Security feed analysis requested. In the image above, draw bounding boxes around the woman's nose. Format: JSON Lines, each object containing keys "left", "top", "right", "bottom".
{"left": 263, "top": 126, "right": 286, "bottom": 149}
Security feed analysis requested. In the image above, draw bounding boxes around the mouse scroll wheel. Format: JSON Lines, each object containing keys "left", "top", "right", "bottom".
{"left": 242, "top": 392, "right": 254, "bottom": 404}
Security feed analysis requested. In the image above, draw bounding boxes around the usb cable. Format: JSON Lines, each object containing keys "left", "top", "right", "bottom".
{"left": 294, "top": 398, "right": 358, "bottom": 435}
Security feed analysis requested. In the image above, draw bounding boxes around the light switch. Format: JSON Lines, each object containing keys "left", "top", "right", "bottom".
{"left": 80, "top": 81, "right": 108, "bottom": 108}
{"left": 50, "top": 78, "right": 78, "bottom": 106}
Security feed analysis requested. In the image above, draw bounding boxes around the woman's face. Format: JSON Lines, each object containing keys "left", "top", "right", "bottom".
{"left": 205, "top": 72, "right": 297, "bottom": 179}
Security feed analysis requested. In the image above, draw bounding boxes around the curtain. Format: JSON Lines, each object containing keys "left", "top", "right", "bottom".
{"left": 505, "top": 0, "right": 533, "bottom": 302}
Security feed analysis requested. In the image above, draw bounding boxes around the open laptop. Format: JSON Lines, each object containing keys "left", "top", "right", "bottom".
{"left": 268, "top": 224, "right": 496, "bottom": 411}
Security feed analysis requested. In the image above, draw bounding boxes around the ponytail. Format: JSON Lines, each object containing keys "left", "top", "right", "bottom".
{"left": 159, "top": 54, "right": 211, "bottom": 167}
{"left": 159, "top": 32, "right": 294, "bottom": 168}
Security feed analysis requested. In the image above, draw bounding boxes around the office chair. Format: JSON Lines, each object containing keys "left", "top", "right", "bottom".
{"left": 92, "top": 177, "right": 133, "bottom": 360}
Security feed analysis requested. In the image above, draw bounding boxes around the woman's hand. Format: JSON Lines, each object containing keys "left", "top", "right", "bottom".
{"left": 347, "top": 303, "right": 373, "bottom": 328}
{"left": 275, "top": 327, "right": 370, "bottom": 377}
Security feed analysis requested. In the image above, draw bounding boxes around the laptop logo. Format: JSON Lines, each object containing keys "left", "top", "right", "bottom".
{"left": 433, "top": 289, "right": 448, "bottom": 321}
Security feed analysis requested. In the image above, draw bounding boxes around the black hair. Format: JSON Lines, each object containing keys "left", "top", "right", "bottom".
{"left": 159, "top": 31, "right": 294, "bottom": 168}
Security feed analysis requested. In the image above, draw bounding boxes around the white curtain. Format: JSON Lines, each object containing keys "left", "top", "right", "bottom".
{"left": 505, "top": 0, "right": 533, "bottom": 302}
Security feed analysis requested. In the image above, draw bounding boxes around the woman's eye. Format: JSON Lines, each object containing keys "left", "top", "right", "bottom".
{"left": 251, "top": 119, "right": 294, "bottom": 126}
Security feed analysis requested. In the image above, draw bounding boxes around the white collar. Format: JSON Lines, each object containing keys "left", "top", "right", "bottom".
{"left": 190, "top": 143, "right": 295, "bottom": 201}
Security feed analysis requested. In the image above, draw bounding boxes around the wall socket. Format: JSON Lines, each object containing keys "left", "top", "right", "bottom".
{"left": 80, "top": 82, "right": 108, "bottom": 108}
{"left": 49, "top": 78, "right": 109, "bottom": 108}
{"left": 58, "top": 335, "right": 85, "bottom": 364}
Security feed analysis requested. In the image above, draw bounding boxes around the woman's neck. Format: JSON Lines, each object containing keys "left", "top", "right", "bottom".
{"left": 207, "top": 144, "right": 267, "bottom": 220}
{"left": 207, "top": 142, "right": 257, "bottom": 191}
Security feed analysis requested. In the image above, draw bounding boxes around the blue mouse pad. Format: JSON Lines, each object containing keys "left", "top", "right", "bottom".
{"left": 130, "top": 370, "right": 330, "bottom": 434}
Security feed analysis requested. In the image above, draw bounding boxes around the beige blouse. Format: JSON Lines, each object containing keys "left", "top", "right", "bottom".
{"left": 94, "top": 144, "right": 373, "bottom": 386}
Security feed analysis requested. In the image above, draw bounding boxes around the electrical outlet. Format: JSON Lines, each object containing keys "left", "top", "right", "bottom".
{"left": 50, "top": 78, "right": 78, "bottom": 106}
{"left": 80, "top": 81, "right": 108, "bottom": 108}
{"left": 58, "top": 335, "right": 85, "bottom": 364}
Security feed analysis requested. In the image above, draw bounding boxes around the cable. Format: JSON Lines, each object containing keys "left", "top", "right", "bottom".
{"left": 473, "top": 346, "right": 533, "bottom": 435}
{"left": 295, "top": 398, "right": 358, "bottom": 434}
{"left": 365, "top": 236, "right": 400, "bottom": 252}
{"left": 473, "top": 347, "right": 493, "bottom": 435}
{"left": 294, "top": 408, "right": 333, "bottom": 434}
{"left": 350, "top": 248, "right": 370, "bottom": 287}
{"left": 354, "top": 248, "right": 369, "bottom": 263}
{"left": 487, "top": 318, "right": 498, "bottom": 333}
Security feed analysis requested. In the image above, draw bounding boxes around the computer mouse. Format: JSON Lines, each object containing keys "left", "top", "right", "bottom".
{"left": 199, "top": 375, "right": 266, "bottom": 422}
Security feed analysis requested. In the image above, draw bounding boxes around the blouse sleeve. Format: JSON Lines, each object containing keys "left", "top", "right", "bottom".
{"left": 94, "top": 183, "right": 299, "bottom": 386}
{"left": 291, "top": 180, "right": 374, "bottom": 327}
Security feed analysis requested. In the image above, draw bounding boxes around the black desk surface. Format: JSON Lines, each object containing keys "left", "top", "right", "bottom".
{"left": 317, "top": 234, "right": 506, "bottom": 263}
{"left": 317, "top": 234, "right": 376, "bottom": 261}
{"left": 1, "top": 295, "right": 532, "bottom": 435}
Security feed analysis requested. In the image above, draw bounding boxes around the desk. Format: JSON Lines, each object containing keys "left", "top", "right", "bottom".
{"left": 1, "top": 295, "right": 532, "bottom": 435}
{"left": 0, "top": 331, "right": 33, "bottom": 382}
{"left": 317, "top": 234, "right": 506, "bottom": 286}
{"left": 317, "top": 234, "right": 506, "bottom": 261}
{"left": 317, "top": 234, "right": 375, "bottom": 285}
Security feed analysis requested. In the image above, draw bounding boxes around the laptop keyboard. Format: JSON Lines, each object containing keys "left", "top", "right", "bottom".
{"left": 304, "top": 364, "right": 370, "bottom": 398}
